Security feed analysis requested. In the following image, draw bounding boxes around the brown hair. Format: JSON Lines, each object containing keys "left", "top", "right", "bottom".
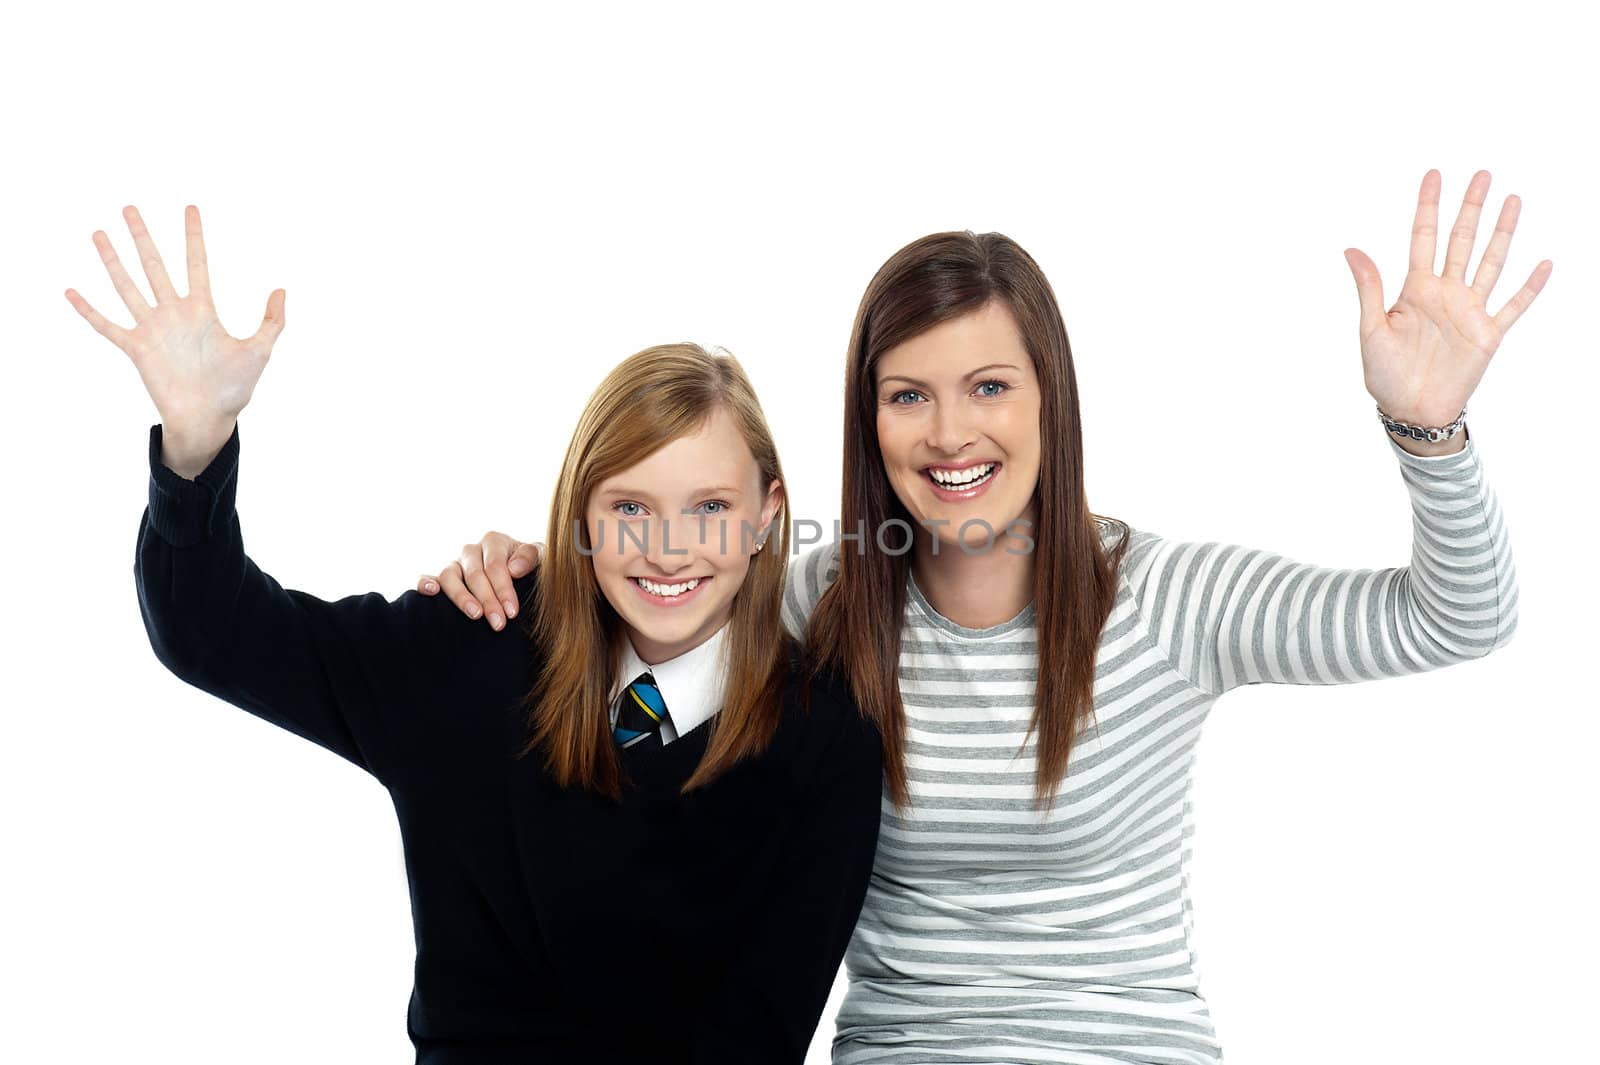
{"left": 516, "top": 342, "right": 793, "bottom": 799}
{"left": 803, "top": 231, "right": 1130, "bottom": 809}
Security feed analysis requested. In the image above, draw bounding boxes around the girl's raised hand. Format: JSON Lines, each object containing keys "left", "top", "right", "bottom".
{"left": 66, "top": 205, "right": 285, "bottom": 474}
{"left": 417, "top": 532, "right": 543, "bottom": 631}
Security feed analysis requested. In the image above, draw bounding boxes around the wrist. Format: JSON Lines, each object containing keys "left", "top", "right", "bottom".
{"left": 1375, "top": 403, "right": 1467, "bottom": 457}
{"left": 1392, "top": 429, "right": 1467, "bottom": 457}
{"left": 159, "top": 417, "right": 237, "bottom": 480}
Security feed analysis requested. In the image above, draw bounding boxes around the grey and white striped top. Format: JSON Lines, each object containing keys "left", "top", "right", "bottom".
{"left": 781, "top": 433, "right": 1518, "bottom": 1065}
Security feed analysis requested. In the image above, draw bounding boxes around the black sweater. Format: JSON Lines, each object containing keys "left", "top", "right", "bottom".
{"left": 134, "top": 423, "right": 884, "bottom": 1064}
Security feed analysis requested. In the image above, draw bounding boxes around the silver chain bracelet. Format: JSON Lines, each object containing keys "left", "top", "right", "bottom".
{"left": 1376, "top": 403, "right": 1468, "bottom": 443}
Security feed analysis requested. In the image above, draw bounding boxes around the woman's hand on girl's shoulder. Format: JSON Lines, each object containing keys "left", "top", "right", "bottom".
{"left": 417, "top": 531, "right": 542, "bottom": 632}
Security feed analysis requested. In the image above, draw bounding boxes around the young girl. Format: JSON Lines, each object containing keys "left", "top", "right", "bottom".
{"left": 69, "top": 205, "right": 883, "bottom": 1064}
{"left": 422, "top": 170, "right": 1537, "bottom": 1063}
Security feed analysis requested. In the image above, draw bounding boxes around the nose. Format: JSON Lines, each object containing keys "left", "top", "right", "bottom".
{"left": 642, "top": 515, "right": 696, "bottom": 575}
{"left": 927, "top": 399, "right": 976, "bottom": 456}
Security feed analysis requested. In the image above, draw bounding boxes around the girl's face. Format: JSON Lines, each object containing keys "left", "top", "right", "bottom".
{"left": 873, "top": 299, "right": 1042, "bottom": 554}
{"left": 585, "top": 407, "right": 783, "bottom": 664}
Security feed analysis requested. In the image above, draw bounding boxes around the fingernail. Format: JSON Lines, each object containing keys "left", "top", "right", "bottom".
{"left": 423, "top": 581, "right": 437, "bottom": 593}
{"left": 503, "top": 599, "right": 517, "bottom": 618}
{"left": 466, "top": 603, "right": 481, "bottom": 618}
{"left": 490, "top": 612, "right": 504, "bottom": 630}
{"left": 509, "top": 559, "right": 528, "bottom": 575}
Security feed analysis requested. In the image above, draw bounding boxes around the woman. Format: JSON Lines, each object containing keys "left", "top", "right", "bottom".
{"left": 68, "top": 205, "right": 883, "bottom": 1064}
{"left": 422, "top": 169, "right": 1540, "bottom": 1062}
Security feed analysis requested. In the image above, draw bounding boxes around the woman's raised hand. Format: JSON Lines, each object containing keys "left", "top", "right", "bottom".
{"left": 417, "top": 532, "right": 543, "bottom": 631}
{"left": 66, "top": 205, "right": 285, "bottom": 476}
{"left": 1344, "top": 169, "right": 1551, "bottom": 430}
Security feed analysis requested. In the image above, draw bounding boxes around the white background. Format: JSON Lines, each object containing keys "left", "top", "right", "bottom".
{"left": 4, "top": 1, "right": 1595, "bottom": 1062}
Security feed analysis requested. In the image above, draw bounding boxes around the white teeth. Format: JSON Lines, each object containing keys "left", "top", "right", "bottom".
{"left": 636, "top": 577, "right": 700, "bottom": 597}
{"left": 929, "top": 462, "right": 996, "bottom": 486}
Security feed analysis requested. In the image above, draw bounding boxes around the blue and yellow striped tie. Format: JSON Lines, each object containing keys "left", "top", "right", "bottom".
{"left": 612, "top": 670, "right": 672, "bottom": 750}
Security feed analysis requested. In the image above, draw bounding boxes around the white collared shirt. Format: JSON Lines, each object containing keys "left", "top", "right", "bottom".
{"left": 607, "top": 625, "right": 729, "bottom": 744}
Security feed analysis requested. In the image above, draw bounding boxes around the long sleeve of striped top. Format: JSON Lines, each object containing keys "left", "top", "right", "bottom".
{"left": 1117, "top": 429, "right": 1519, "bottom": 696}
{"left": 780, "top": 428, "right": 1519, "bottom": 1065}
{"left": 783, "top": 430, "right": 1520, "bottom": 671}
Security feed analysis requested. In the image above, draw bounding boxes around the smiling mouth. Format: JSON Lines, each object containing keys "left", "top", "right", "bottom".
{"left": 924, "top": 461, "right": 1000, "bottom": 490}
{"left": 630, "top": 575, "right": 711, "bottom": 600}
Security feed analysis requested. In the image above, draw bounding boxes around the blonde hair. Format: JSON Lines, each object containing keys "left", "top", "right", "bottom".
{"left": 517, "top": 342, "right": 794, "bottom": 798}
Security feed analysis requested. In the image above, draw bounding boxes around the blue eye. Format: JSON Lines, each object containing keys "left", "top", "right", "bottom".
{"left": 891, "top": 390, "right": 923, "bottom": 405}
{"left": 976, "top": 380, "right": 1008, "bottom": 397}
{"left": 699, "top": 501, "right": 729, "bottom": 515}
{"left": 613, "top": 501, "right": 645, "bottom": 518}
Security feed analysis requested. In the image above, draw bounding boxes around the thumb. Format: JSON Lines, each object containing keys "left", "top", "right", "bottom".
{"left": 508, "top": 541, "right": 543, "bottom": 576}
{"left": 1343, "top": 248, "right": 1384, "bottom": 341}
{"left": 253, "top": 288, "right": 287, "bottom": 347}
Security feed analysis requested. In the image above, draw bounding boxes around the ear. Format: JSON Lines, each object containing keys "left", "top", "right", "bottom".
{"left": 757, "top": 478, "right": 783, "bottom": 541}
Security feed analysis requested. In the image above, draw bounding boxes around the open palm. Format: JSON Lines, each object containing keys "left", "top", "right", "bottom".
{"left": 1344, "top": 169, "right": 1551, "bottom": 427}
{"left": 65, "top": 204, "right": 285, "bottom": 438}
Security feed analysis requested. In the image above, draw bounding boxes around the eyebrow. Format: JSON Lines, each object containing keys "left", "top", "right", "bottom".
{"left": 877, "top": 362, "right": 1023, "bottom": 390}
{"left": 598, "top": 485, "right": 746, "bottom": 500}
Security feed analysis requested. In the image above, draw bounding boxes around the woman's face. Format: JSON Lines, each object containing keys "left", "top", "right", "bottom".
{"left": 585, "top": 407, "right": 783, "bottom": 664}
{"left": 873, "top": 298, "right": 1042, "bottom": 554}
